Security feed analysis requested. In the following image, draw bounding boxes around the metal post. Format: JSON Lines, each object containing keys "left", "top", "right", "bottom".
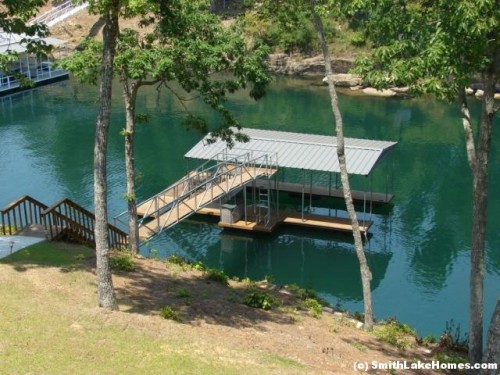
{"left": 243, "top": 184, "right": 247, "bottom": 224}
{"left": 301, "top": 169, "right": 305, "bottom": 221}
{"left": 309, "top": 171, "right": 313, "bottom": 210}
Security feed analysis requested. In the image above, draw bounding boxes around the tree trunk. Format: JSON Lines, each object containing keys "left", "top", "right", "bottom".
{"left": 122, "top": 79, "right": 140, "bottom": 254}
{"left": 310, "top": 2, "right": 374, "bottom": 329}
{"left": 94, "top": 0, "right": 120, "bottom": 310}
{"left": 465, "top": 75, "right": 495, "bottom": 368}
{"left": 482, "top": 299, "right": 500, "bottom": 374}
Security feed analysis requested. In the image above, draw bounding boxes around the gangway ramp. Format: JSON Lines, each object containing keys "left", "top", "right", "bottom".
{"left": 133, "top": 152, "right": 277, "bottom": 241}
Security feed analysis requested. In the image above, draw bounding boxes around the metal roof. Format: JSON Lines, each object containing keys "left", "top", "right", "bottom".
{"left": 185, "top": 128, "right": 397, "bottom": 176}
{"left": 0, "top": 32, "right": 66, "bottom": 54}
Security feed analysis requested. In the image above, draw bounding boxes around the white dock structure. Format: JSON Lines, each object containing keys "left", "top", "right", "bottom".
{"left": 122, "top": 151, "right": 277, "bottom": 241}
{"left": 114, "top": 128, "right": 397, "bottom": 243}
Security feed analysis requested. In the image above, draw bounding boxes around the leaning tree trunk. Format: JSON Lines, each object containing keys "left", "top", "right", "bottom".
{"left": 122, "top": 79, "right": 140, "bottom": 254}
{"left": 311, "top": 2, "right": 374, "bottom": 329}
{"left": 482, "top": 299, "right": 500, "bottom": 374}
{"left": 462, "top": 76, "right": 495, "bottom": 368}
{"left": 94, "top": 0, "right": 120, "bottom": 310}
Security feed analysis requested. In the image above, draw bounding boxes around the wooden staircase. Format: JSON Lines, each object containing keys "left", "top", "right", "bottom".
{"left": 0, "top": 196, "right": 127, "bottom": 249}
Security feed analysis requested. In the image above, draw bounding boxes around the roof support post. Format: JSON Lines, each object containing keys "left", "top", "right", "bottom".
{"left": 301, "top": 169, "right": 305, "bottom": 221}
{"left": 309, "top": 171, "right": 313, "bottom": 210}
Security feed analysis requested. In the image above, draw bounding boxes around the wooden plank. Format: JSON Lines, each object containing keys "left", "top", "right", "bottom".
{"left": 282, "top": 213, "right": 372, "bottom": 233}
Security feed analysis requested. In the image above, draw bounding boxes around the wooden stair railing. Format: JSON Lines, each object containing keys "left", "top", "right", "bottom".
{"left": 42, "top": 198, "right": 128, "bottom": 249}
{"left": 0, "top": 195, "right": 48, "bottom": 235}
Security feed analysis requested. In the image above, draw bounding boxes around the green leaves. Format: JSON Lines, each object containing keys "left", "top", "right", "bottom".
{"left": 353, "top": 0, "right": 500, "bottom": 101}
{"left": 57, "top": 39, "right": 103, "bottom": 85}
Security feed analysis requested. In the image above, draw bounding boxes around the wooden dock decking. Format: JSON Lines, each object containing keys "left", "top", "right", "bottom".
{"left": 195, "top": 207, "right": 372, "bottom": 234}
{"left": 138, "top": 166, "right": 277, "bottom": 240}
{"left": 253, "top": 180, "right": 393, "bottom": 205}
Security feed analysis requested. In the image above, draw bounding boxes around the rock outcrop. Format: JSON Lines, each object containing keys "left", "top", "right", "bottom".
{"left": 267, "top": 53, "right": 354, "bottom": 76}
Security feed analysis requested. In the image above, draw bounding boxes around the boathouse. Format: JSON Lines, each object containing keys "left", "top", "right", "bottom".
{"left": 0, "top": 31, "right": 69, "bottom": 96}
{"left": 120, "top": 128, "right": 397, "bottom": 242}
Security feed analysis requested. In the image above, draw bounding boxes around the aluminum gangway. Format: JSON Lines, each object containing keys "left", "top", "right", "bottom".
{"left": 114, "top": 150, "right": 277, "bottom": 242}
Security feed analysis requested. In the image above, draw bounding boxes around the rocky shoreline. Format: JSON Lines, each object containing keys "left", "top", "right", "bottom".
{"left": 267, "top": 53, "right": 500, "bottom": 99}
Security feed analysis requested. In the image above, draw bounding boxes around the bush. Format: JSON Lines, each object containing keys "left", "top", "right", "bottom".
{"left": 110, "top": 253, "right": 135, "bottom": 272}
{"left": 167, "top": 254, "right": 189, "bottom": 266}
{"left": 350, "top": 32, "right": 367, "bottom": 47}
{"left": 373, "top": 320, "right": 417, "bottom": 350}
{"left": 303, "top": 298, "right": 323, "bottom": 318}
{"left": 439, "top": 320, "right": 468, "bottom": 352}
{"left": 244, "top": 290, "right": 275, "bottom": 310}
{"left": 192, "top": 261, "right": 207, "bottom": 271}
{"left": 159, "top": 306, "right": 181, "bottom": 321}
{"left": 204, "top": 268, "right": 229, "bottom": 286}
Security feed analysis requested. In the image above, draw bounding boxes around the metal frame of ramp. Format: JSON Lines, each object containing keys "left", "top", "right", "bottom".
{"left": 114, "top": 150, "right": 277, "bottom": 242}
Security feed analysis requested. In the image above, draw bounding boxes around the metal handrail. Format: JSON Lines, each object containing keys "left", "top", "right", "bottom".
{"left": 121, "top": 148, "right": 277, "bottom": 241}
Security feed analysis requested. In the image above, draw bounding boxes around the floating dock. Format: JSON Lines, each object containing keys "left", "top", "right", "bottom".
{"left": 114, "top": 128, "right": 397, "bottom": 243}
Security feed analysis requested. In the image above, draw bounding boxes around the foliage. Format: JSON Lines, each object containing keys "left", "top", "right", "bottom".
{"left": 286, "top": 284, "right": 330, "bottom": 307}
{"left": 192, "top": 260, "right": 207, "bottom": 272}
{"left": 353, "top": 0, "right": 500, "bottom": 99}
{"left": 204, "top": 268, "right": 229, "bottom": 286}
{"left": 373, "top": 320, "right": 417, "bottom": 351}
{"left": 167, "top": 254, "right": 190, "bottom": 267}
{"left": 110, "top": 252, "right": 135, "bottom": 272}
{"left": 159, "top": 306, "right": 182, "bottom": 321}
{"left": 422, "top": 334, "right": 437, "bottom": 345}
{"left": 244, "top": 290, "right": 275, "bottom": 310}
{"left": 0, "top": 225, "right": 17, "bottom": 235}
{"left": 439, "top": 320, "right": 469, "bottom": 353}
{"left": 303, "top": 298, "right": 323, "bottom": 318}
{"left": 0, "top": 0, "right": 52, "bottom": 74}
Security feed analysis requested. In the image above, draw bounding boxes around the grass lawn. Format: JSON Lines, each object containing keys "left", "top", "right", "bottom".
{"left": 0, "top": 242, "right": 308, "bottom": 375}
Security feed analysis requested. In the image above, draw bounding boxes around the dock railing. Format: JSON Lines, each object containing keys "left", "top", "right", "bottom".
{"left": 0, "top": 195, "right": 48, "bottom": 235}
{"left": 114, "top": 149, "right": 277, "bottom": 240}
{"left": 42, "top": 198, "right": 128, "bottom": 249}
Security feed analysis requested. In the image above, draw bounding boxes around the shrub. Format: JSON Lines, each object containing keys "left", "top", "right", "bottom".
{"left": 244, "top": 290, "right": 275, "bottom": 310}
{"left": 159, "top": 306, "right": 181, "bottom": 321}
{"left": 439, "top": 320, "right": 468, "bottom": 352}
{"left": 422, "top": 335, "right": 437, "bottom": 345}
{"left": 204, "top": 268, "right": 229, "bottom": 286}
{"left": 192, "top": 261, "right": 207, "bottom": 271}
{"left": 167, "top": 254, "right": 189, "bottom": 266}
{"left": 303, "top": 298, "right": 323, "bottom": 318}
{"left": 110, "top": 253, "right": 135, "bottom": 272}
{"left": 373, "top": 320, "right": 416, "bottom": 350}
{"left": 350, "top": 32, "right": 367, "bottom": 47}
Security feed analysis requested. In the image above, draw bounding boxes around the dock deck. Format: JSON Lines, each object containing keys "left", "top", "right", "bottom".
{"left": 196, "top": 207, "right": 372, "bottom": 234}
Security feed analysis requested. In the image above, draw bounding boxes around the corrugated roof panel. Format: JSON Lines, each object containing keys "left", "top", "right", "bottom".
{"left": 184, "top": 128, "right": 397, "bottom": 176}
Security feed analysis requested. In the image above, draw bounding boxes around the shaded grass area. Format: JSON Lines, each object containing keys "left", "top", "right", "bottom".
{"left": 0, "top": 241, "right": 94, "bottom": 267}
{"left": 0, "top": 242, "right": 309, "bottom": 375}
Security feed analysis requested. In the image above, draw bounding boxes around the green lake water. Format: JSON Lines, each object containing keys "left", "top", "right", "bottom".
{"left": 1, "top": 77, "right": 499, "bottom": 337}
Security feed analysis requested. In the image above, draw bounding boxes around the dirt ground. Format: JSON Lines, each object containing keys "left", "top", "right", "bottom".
{"left": 110, "top": 255, "right": 440, "bottom": 375}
